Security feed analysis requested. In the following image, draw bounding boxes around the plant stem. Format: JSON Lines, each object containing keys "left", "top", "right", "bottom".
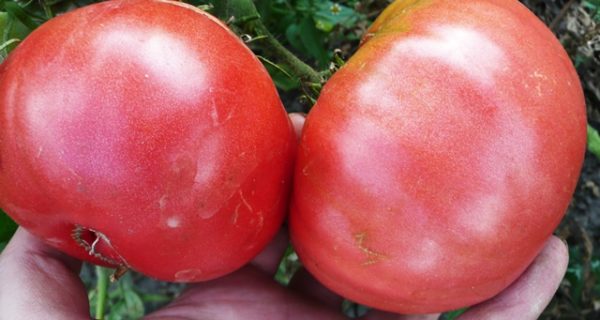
{"left": 211, "top": 0, "right": 323, "bottom": 96}
{"left": 95, "top": 266, "right": 110, "bottom": 320}
{"left": 252, "top": 22, "right": 323, "bottom": 85}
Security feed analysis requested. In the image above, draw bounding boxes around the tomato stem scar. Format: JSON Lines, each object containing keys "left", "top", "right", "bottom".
{"left": 71, "top": 225, "right": 130, "bottom": 281}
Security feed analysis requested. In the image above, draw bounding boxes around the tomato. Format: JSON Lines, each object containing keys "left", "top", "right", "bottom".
{"left": 290, "top": 0, "right": 586, "bottom": 314}
{"left": 0, "top": 0, "right": 295, "bottom": 282}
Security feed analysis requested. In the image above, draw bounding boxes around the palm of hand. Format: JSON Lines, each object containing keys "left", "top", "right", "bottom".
{"left": 0, "top": 227, "right": 567, "bottom": 320}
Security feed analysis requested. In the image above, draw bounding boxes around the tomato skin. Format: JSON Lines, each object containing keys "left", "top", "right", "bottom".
{"left": 291, "top": 0, "right": 586, "bottom": 314}
{"left": 0, "top": 0, "right": 295, "bottom": 282}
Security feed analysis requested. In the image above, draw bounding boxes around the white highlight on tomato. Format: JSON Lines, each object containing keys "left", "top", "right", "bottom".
{"left": 335, "top": 117, "right": 411, "bottom": 204}
{"left": 166, "top": 216, "right": 181, "bottom": 228}
{"left": 405, "top": 238, "right": 441, "bottom": 272}
{"left": 394, "top": 25, "right": 506, "bottom": 86}
{"left": 94, "top": 27, "right": 206, "bottom": 103}
{"left": 459, "top": 104, "right": 537, "bottom": 238}
{"left": 23, "top": 78, "right": 129, "bottom": 184}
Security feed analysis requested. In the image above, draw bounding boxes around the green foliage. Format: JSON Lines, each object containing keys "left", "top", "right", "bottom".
{"left": 562, "top": 243, "right": 600, "bottom": 310}
{"left": 0, "top": 210, "right": 17, "bottom": 253}
{"left": 442, "top": 308, "right": 468, "bottom": 319}
{"left": 255, "top": 0, "right": 364, "bottom": 69}
{"left": 262, "top": 57, "right": 302, "bottom": 91}
{"left": 83, "top": 264, "right": 181, "bottom": 319}
{"left": 583, "top": 0, "right": 600, "bottom": 21}
{"left": 210, "top": 0, "right": 260, "bottom": 24}
{"left": 342, "top": 300, "right": 370, "bottom": 318}
{"left": 0, "top": 0, "right": 100, "bottom": 60}
{"left": 587, "top": 125, "right": 600, "bottom": 160}
{"left": 88, "top": 271, "right": 148, "bottom": 320}
{"left": 274, "top": 244, "right": 302, "bottom": 285}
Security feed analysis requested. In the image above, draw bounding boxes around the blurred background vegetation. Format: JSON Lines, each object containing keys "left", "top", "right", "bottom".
{"left": 0, "top": 0, "right": 599, "bottom": 319}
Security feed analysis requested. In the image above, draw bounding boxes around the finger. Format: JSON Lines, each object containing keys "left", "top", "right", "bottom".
{"left": 288, "top": 267, "right": 345, "bottom": 308}
{"left": 145, "top": 266, "right": 347, "bottom": 320}
{"left": 458, "top": 236, "right": 568, "bottom": 320}
{"left": 251, "top": 228, "right": 290, "bottom": 275}
{"left": 288, "top": 267, "right": 439, "bottom": 320}
{"left": 289, "top": 112, "right": 306, "bottom": 140}
{"left": 0, "top": 228, "right": 89, "bottom": 319}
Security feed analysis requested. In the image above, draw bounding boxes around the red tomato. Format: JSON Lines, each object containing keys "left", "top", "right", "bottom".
{"left": 0, "top": 0, "right": 295, "bottom": 282}
{"left": 291, "top": 0, "right": 586, "bottom": 314}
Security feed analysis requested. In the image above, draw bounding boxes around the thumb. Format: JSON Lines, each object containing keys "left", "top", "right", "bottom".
{"left": 0, "top": 228, "right": 90, "bottom": 319}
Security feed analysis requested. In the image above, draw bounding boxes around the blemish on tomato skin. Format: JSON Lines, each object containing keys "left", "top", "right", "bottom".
{"left": 302, "top": 165, "right": 309, "bottom": 176}
{"left": 239, "top": 190, "right": 253, "bottom": 213}
{"left": 158, "top": 194, "right": 167, "bottom": 210}
{"left": 354, "top": 232, "right": 387, "bottom": 266}
{"left": 174, "top": 268, "right": 202, "bottom": 282}
{"left": 71, "top": 225, "right": 129, "bottom": 269}
{"left": 45, "top": 237, "right": 65, "bottom": 246}
{"left": 231, "top": 207, "right": 240, "bottom": 225}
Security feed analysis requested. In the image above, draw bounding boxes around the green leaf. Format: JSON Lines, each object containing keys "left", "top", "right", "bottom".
{"left": 342, "top": 300, "right": 370, "bottom": 318}
{"left": 109, "top": 290, "right": 144, "bottom": 319}
{"left": 587, "top": 124, "right": 600, "bottom": 160}
{"left": 0, "top": 11, "right": 7, "bottom": 35}
{"left": 565, "top": 245, "right": 585, "bottom": 307}
{"left": 0, "top": 210, "right": 17, "bottom": 244}
{"left": 314, "top": 1, "right": 363, "bottom": 32}
{"left": 285, "top": 23, "right": 304, "bottom": 52}
{"left": 442, "top": 308, "right": 468, "bottom": 320}
{"left": 261, "top": 57, "right": 301, "bottom": 91}
{"left": 210, "top": 0, "right": 260, "bottom": 24}
{"left": 274, "top": 244, "right": 301, "bottom": 285}
{"left": 298, "top": 16, "right": 329, "bottom": 68}
{"left": 4, "top": 2, "right": 42, "bottom": 31}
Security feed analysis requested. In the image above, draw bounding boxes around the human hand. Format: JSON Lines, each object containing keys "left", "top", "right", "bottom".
{"left": 0, "top": 114, "right": 568, "bottom": 320}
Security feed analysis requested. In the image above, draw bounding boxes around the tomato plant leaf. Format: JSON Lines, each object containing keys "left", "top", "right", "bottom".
{"left": 4, "top": 1, "right": 42, "bottom": 31}
{"left": 0, "top": 209, "right": 17, "bottom": 243}
{"left": 442, "top": 308, "right": 468, "bottom": 319}
{"left": 587, "top": 124, "right": 600, "bottom": 160}
{"left": 314, "top": 1, "right": 363, "bottom": 32}
{"left": 285, "top": 23, "right": 304, "bottom": 53}
{"left": 0, "top": 11, "right": 7, "bottom": 35}
{"left": 260, "top": 56, "right": 301, "bottom": 91}
{"left": 210, "top": 0, "right": 260, "bottom": 24}
{"left": 298, "top": 16, "right": 329, "bottom": 68}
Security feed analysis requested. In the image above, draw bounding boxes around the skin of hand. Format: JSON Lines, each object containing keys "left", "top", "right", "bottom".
{"left": 0, "top": 113, "right": 569, "bottom": 320}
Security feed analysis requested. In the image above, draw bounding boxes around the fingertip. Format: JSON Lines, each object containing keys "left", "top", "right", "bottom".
{"left": 289, "top": 112, "right": 306, "bottom": 140}
{"left": 458, "top": 235, "right": 570, "bottom": 320}
{"left": 2, "top": 228, "right": 81, "bottom": 274}
{"left": 251, "top": 228, "right": 290, "bottom": 275}
{"left": 543, "top": 235, "right": 569, "bottom": 275}
{"left": 0, "top": 228, "right": 89, "bottom": 318}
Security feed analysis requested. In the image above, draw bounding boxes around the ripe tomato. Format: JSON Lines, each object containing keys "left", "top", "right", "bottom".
{"left": 0, "top": 0, "right": 295, "bottom": 282}
{"left": 290, "top": 0, "right": 586, "bottom": 314}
